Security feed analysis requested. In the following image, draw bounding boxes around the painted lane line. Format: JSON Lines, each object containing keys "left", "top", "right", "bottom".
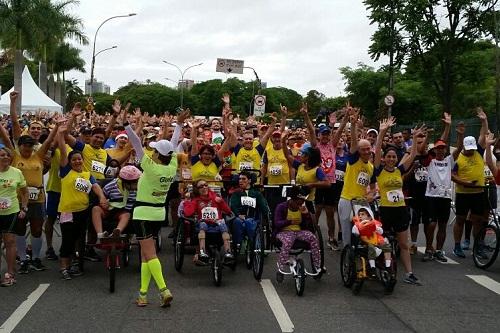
{"left": 466, "top": 275, "right": 500, "bottom": 295}
{"left": 260, "top": 279, "right": 294, "bottom": 333}
{"left": 0, "top": 284, "right": 50, "bottom": 333}
{"left": 417, "top": 247, "right": 459, "bottom": 264}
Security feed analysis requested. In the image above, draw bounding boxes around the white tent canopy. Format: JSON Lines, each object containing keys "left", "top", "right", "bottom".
{"left": 0, "top": 66, "right": 63, "bottom": 114}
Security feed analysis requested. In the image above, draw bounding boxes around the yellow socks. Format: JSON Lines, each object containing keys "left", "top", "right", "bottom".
{"left": 140, "top": 262, "right": 152, "bottom": 294}
{"left": 147, "top": 258, "right": 166, "bottom": 290}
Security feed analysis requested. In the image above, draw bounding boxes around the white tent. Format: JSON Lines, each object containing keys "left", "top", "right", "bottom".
{"left": 0, "top": 66, "right": 63, "bottom": 114}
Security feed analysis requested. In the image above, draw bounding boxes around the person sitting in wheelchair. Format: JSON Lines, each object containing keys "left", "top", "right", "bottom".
{"left": 274, "top": 186, "right": 321, "bottom": 274}
{"left": 92, "top": 165, "right": 141, "bottom": 239}
{"left": 183, "top": 179, "right": 234, "bottom": 262}
{"left": 352, "top": 207, "right": 392, "bottom": 277}
{"left": 229, "top": 171, "right": 270, "bottom": 252}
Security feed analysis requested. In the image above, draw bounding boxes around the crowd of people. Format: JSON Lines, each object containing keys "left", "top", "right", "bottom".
{"left": 0, "top": 90, "right": 498, "bottom": 306}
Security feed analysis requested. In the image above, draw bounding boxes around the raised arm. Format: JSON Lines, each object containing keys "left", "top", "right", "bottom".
{"left": 37, "top": 120, "right": 60, "bottom": 157}
{"left": 331, "top": 109, "right": 349, "bottom": 146}
{"left": 0, "top": 119, "right": 14, "bottom": 151}
{"left": 349, "top": 108, "right": 360, "bottom": 154}
{"left": 173, "top": 109, "right": 190, "bottom": 148}
{"left": 279, "top": 104, "right": 288, "bottom": 132}
{"left": 217, "top": 126, "right": 236, "bottom": 161}
{"left": 190, "top": 119, "right": 201, "bottom": 157}
{"left": 125, "top": 125, "right": 144, "bottom": 161}
{"left": 485, "top": 133, "right": 498, "bottom": 176}
{"left": 9, "top": 92, "right": 22, "bottom": 141}
{"left": 440, "top": 112, "right": 451, "bottom": 141}
{"left": 452, "top": 122, "right": 465, "bottom": 161}
{"left": 374, "top": 117, "right": 396, "bottom": 168}
{"left": 259, "top": 113, "right": 277, "bottom": 148}
{"left": 477, "top": 108, "right": 489, "bottom": 149}
{"left": 281, "top": 131, "right": 294, "bottom": 165}
{"left": 58, "top": 125, "right": 69, "bottom": 167}
{"left": 301, "top": 103, "right": 317, "bottom": 147}
{"left": 105, "top": 100, "right": 121, "bottom": 138}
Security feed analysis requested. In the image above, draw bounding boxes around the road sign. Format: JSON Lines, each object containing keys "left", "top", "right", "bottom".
{"left": 253, "top": 95, "right": 266, "bottom": 117}
{"left": 216, "top": 58, "right": 244, "bottom": 74}
{"left": 384, "top": 95, "right": 395, "bottom": 106}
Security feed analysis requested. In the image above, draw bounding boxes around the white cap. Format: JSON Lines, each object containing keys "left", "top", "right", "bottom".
{"left": 149, "top": 140, "right": 174, "bottom": 156}
{"left": 463, "top": 136, "right": 477, "bottom": 150}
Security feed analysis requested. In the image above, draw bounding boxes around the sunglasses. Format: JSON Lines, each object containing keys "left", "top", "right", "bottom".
{"left": 197, "top": 183, "right": 208, "bottom": 189}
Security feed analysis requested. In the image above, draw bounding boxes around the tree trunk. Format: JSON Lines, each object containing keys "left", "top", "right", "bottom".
{"left": 14, "top": 49, "right": 23, "bottom": 115}
{"left": 48, "top": 74, "right": 55, "bottom": 100}
{"left": 55, "top": 73, "right": 61, "bottom": 105}
{"left": 39, "top": 61, "right": 47, "bottom": 94}
{"left": 61, "top": 72, "right": 67, "bottom": 113}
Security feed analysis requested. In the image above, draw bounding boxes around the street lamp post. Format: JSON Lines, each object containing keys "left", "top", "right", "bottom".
{"left": 162, "top": 61, "right": 203, "bottom": 108}
{"left": 244, "top": 66, "right": 260, "bottom": 115}
{"left": 90, "top": 13, "right": 136, "bottom": 96}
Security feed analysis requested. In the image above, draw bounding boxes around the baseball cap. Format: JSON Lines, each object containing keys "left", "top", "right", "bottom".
{"left": 463, "top": 136, "right": 477, "bottom": 150}
{"left": 319, "top": 126, "right": 331, "bottom": 134}
{"left": 149, "top": 140, "right": 174, "bottom": 156}
{"left": 434, "top": 139, "right": 447, "bottom": 148}
{"left": 115, "top": 131, "right": 128, "bottom": 140}
{"left": 145, "top": 132, "right": 157, "bottom": 140}
{"left": 367, "top": 128, "right": 379, "bottom": 136}
{"left": 300, "top": 142, "right": 312, "bottom": 155}
{"left": 18, "top": 135, "right": 36, "bottom": 146}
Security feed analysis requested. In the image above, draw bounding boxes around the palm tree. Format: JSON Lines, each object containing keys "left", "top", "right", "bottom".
{"left": 65, "top": 78, "right": 83, "bottom": 111}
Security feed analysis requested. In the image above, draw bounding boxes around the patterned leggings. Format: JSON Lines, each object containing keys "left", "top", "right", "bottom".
{"left": 276, "top": 230, "right": 320, "bottom": 268}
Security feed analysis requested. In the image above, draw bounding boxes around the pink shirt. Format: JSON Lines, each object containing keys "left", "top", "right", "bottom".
{"left": 318, "top": 142, "right": 336, "bottom": 183}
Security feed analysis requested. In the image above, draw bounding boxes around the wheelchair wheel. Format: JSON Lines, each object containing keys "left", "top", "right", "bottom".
{"left": 473, "top": 224, "right": 500, "bottom": 270}
{"left": 245, "top": 239, "right": 253, "bottom": 270}
{"left": 108, "top": 253, "right": 116, "bottom": 293}
{"left": 340, "top": 246, "right": 355, "bottom": 288}
{"left": 122, "top": 246, "right": 130, "bottom": 268}
{"left": 295, "top": 258, "right": 306, "bottom": 296}
{"left": 212, "top": 249, "right": 223, "bottom": 287}
{"left": 174, "top": 221, "right": 185, "bottom": 272}
{"left": 253, "top": 226, "right": 265, "bottom": 280}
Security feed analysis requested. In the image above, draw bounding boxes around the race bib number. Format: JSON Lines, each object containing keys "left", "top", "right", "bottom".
{"left": 201, "top": 207, "right": 218, "bottom": 220}
{"left": 74, "top": 178, "right": 91, "bottom": 193}
{"left": 181, "top": 168, "right": 192, "bottom": 180}
{"left": 60, "top": 212, "right": 73, "bottom": 224}
{"left": 386, "top": 189, "right": 404, "bottom": 203}
{"left": 28, "top": 187, "right": 40, "bottom": 201}
{"left": 91, "top": 160, "right": 106, "bottom": 174}
{"left": 484, "top": 166, "right": 493, "bottom": 178}
{"left": 356, "top": 172, "right": 369, "bottom": 187}
{"left": 0, "top": 197, "right": 12, "bottom": 210}
{"left": 335, "top": 169, "right": 345, "bottom": 182}
{"left": 414, "top": 167, "right": 428, "bottom": 182}
{"left": 269, "top": 165, "right": 283, "bottom": 176}
{"left": 239, "top": 162, "right": 253, "bottom": 171}
{"left": 241, "top": 196, "right": 256, "bottom": 208}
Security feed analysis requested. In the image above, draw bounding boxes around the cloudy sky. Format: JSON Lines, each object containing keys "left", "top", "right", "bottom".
{"left": 67, "top": 0, "right": 384, "bottom": 97}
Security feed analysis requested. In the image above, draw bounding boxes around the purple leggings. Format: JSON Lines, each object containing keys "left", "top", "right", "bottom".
{"left": 276, "top": 230, "right": 320, "bottom": 268}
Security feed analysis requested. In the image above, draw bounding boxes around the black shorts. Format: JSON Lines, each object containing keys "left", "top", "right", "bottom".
{"left": 409, "top": 196, "right": 430, "bottom": 225}
{"left": 455, "top": 192, "right": 487, "bottom": 217}
{"left": 332, "top": 182, "right": 343, "bottom": 204}
{"left": 314, "top": 184, "right": 336, "bottom": 206}
{"left": 427, "top": 197, "right": 451, "bottom": 224}
{"left": 379, "top": 206, "right": 410, "bottom": 233}
{"left": 166, "top": 181, "right": 180, "bottom": 202}
{"left": 0, "top": 213, "right": 18, "bottom": 234}
{"left": 305, "top": 200, "right": 315, "bottom": 214}
{"left": 46, "top": 191, "right": 61, "bottom": 219}
{"left": 486, "top": 184, "right": 497, "bottom": 210}
{"left": 133, "top": 219, "right": 162, "bottom": 240}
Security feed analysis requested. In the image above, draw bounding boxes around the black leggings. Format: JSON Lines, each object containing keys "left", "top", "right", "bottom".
{"left": 60, "top": 210, "right": 88, "bottom": 258}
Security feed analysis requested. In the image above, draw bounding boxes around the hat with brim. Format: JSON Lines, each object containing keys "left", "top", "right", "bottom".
{"left": 463, "top": 136, "right": 477, "bottom": 150}
{"left": 434, "top": 139, "right": 447, "bottom": 148}
{"left": 115, "top": 131, "right": 128, "bottom": 140}
{"left": 18, "top": 135, "right": 36, "bottom": 146}
{"left": 149, "top": 140, "right": 174, "bottom": 156}
{"left": 319, "top": 126, "right": 331, "bottom": 134}
{"left": 367, "top": 129, "right": 379, "bottom": 136}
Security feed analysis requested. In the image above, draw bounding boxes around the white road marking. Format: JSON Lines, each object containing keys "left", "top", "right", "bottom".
{"left": 260, "top": 279, "right": 294, "bottom": 333}
{"left": 467, "top": 275, "right": 500, "bottom": 295}
{"left": 0, "top": 284, "right": 50, "bottom": 333}
{"left": 417, "top": 247, "right": 459, "bottom": 264}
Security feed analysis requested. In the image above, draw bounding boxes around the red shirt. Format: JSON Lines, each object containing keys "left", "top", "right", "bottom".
{"left": 183, "top": 190, "right": 231, "bottom": 223}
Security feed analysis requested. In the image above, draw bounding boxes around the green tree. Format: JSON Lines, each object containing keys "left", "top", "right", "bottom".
{"left": 64, "top": 78, "right": 83, "bottom": 111}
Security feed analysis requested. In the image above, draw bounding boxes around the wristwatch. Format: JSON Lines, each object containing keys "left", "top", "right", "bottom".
{"left": 22, "top": 207, "right": 28, "bottom": 212}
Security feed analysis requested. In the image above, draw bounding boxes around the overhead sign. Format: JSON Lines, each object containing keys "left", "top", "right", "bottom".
{"left": 253, "top": 95, "right": 266, "bottom": 117}
{"left": 384, "top": 95, "right": 395, "bottom": 106}
{"left": 216, "top": 58, "right": 244, "bottom": 74}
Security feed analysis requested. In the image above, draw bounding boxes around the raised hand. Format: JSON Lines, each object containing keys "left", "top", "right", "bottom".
{"left": 486, "top": 132, "right": 496, "bottom": 146}
{"left": 279, "top": 104, "right": 288, "bottom": 117}
{"left": 412, "top": 124, "right": 427, "bottom": 139}
{"left": 112, "top": 99, "right": 121, "bottom": 116}
{"left": 10, "top": 91, "right": 19, "bottom": 102}
{"left": 476, "top": 107, "right": 487, "bottom": 120}
{"left": 349, "top": 107, "right": 360, "bottom": 123}
{"left": 456, "top": 121, "right": 465, "bottom": 135}
{"left": 177, "top": 108, "right": 190, "bottom": 124}
{"left": 71, "top": 102, "right": 82, "bottom": 117}
{"left": 133, "top": 107, "right": 142, "bottom": 120}
{"left": 221, "top": 93, "right": 230, "bottom": 105}
{"left": 192, "top": 118, "right": 202, "bottom": 129}
{"left": 124, "top": 102, "right": 131, "bottom": 113}
{"left": 300, "top": 102, "right": 309, "bottom": 115}
{"left": 379, "top": 116, "right": 396, "bottom": 132}
{"left": 442, "top": 112, "right": 451, "bottom": 125}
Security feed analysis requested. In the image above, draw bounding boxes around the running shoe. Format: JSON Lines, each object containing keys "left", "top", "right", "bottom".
{"left": 26, "top": 246, "right": 32, "bottom": 261}
{"left": 159, "top": 288, "right": 173, "bottom": 307}
{"left": 199, "top": 250, "right": 210, "bottom": 263}
{"left": 327, "top": 239, "right": 339, "bottom": 251}
{"left": 368, "top": 267, "right": 377, "bottom": 278}
{"left": 18, "top": 260, "right": 30, "bottom": 274}
{"left": 422, "top": 251, "right": 434, "bottom": 262}
{"left": 136, "top": 293, "right": 148, "bottom": 307}
{"left": 434, "top": 250, "right": 448, "bottom": 263}
{"left": 60, "top": 269, "right": 72, "bottom": 280}
{"left": 112, "top": 228, "right": 121, "bottom": 238}
{"left": 30, "top": 258, "right": 47, "bottom": 271}
{"left": 46, "top": 247, "right": 58, "bottom": 260}
{"left": 69, "top": 265, "right": 83, "bottom": 277}
{"left": 403, "top": 273, "right": 422, "bottom": 285}
{"left": 224, "top": 251, "right": 234, "bottom": 260}
{"left": 97, "top": 231, "right": 109, "bottom": 239}
{"left": 84, "top": 248, "right": 101, "bottom": 262}
{"left": 1, "top": 273, "right": 16, "bottom": 287}
{"left": 453, "top": 246, "right": 466, "bottom": 258}
{"left": 462, "top": 239, "right": 470, "bottom": 250}
{"left": 409, "top": 244, "right": 417, "bottom": 255}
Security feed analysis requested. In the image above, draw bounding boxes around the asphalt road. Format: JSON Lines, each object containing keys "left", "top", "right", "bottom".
{"left": 1, "top": 214, "right": 500, "bottom": 333}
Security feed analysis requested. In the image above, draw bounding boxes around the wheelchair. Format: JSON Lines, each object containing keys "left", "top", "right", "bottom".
{"left": 272, "top": 221, "right": 325, "bottom": 296}
{"left": 340, "top": 199, "right": 397, "bottom": 295}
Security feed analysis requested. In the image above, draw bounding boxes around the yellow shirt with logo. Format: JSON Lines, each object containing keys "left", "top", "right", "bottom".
{"left": 295, "top": 163, "right": 324, "bottom": 201}
{"left": 264, "top": 146, "right": 290, "bottom": 185}
{"left": 375, "top": 165, "right": 406, "bottom": 207}
{"left": 455, "top": 150, "right": 485, "bottom": 194}
{"left": 283, "top": 208, "right": 301, "bottom": 231}
{"left": 12, "top": 151, "right": 45, "bottom": 204}
{"left": 233, "top": 144, "right": 264, "bottom": 172}
{"left": 46, "top": 146, "right": 72, "bottom": 193}
{"left": 340, "top": 152, "right": 374, "bottom": 201}
{"left": 75, "top": 142, "right": 108, "bottom": 180}
{"left": 58, "top": 168, "right": 93, "bottom": 213}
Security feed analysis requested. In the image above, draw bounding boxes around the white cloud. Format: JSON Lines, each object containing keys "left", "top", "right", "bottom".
{"left": 67, "top": 0, "right": 385, "bottom": 97}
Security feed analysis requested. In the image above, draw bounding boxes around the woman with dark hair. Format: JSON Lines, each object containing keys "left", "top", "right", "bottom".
{"left": 282, "top": 133, "right": 329, "bottom": 213}
{"left": 374, "top": 118, "right": 423, "bottom": 285}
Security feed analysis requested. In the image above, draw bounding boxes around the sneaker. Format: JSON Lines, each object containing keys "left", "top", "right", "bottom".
{"left": 462, "top": 239, "right": 470, "bottom": 250}
{"left": 26, "top": 246, "right": 32, "bottom": 261}
{"left": 159, "top": 288, "right": 173, "bottom": 307}
{"left": 199, "top": 250, "right": 209, "bottom": 262}
{"left": 224, "top": 251, "right": 234, "bottom": 260}
{"left": 1, "top": 273, "right": 16, "bottom": 287}
{"left": 434, "top": 250, "right": 448, "bottom": 263}
{"left": 97, "top": 231, "right": 109, "bottom": 239}
{"left": 84, "top": 248, "right": 101, "bottom": 262}
{"left": 409, "top": 244, "right": 417, "bottom": 255}
{"left": 422, "top": 251, "right": 434, "bottom": 262}
{"left": 327, "top": 239, "right": 339, "bottom": 251}
{"left": 68, "top": 265, "right": 83, "bottom": 277}
{"left": 46, "top": 247, "right": 58, "bottom": 260}
{"left": 18, "top": 260, "right": 30, "bottom": 274}
{"left": 60, "top": 269, "right": 72, "bottom": 280}
{"left": 368, "top": 267, "right": 377, "bottom": 278}
{"left": 403, "top": 273, "right": 422, "bottom": 285}
{"left": 136, "top": 293, "right": 148, "bottom": 307}
{"left": 30, "top": 258, "right": 47, "bottom": 271}
{"left": 453, "top": 246, "right": 466, "bottom": 258}
{"left": 112, "top": 228, "right": 121, "bottom": 238}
